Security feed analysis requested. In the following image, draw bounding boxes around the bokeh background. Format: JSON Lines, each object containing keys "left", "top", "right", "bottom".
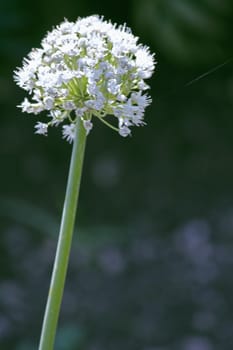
{"left": 1, "top": 0, "right": 233, "bottom": 349}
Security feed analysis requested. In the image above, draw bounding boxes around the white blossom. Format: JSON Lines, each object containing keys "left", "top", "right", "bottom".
{"left": 75, "top": 107, "right": 87, "bottom": 117}
{"left": 119, "top": 126, "right": 131, "bottom": 137}
{"left": 83, "top": 120, "right": 93, "bottom": 135}
{"left": 62, "top": 124, "right": 76, "bottom": 143}
{"left": 62, "top": 101, "right": 76, "bottom": 110}
{"left": 107, "top": 79, "right": 121, "bottom": 95}
{"left": 44, "top": 96, "right": 54, "bottom": 110}
{"left": 35, "top": 122, "right": 48, "bottom": 135}
{"left": 14, "top": 15, "right": 155, "bottom": 142}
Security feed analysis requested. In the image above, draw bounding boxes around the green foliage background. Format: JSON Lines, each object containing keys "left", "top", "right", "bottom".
{"left": 1, "top": 1, "right": 233, "bottom": 349}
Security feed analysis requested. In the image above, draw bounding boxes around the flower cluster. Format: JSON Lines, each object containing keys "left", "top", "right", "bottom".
{"left": 14, "top": 15, "right": 155, "bottom": 142}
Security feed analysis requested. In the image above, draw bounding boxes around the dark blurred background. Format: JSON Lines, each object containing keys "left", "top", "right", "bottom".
{"left": 1, "top": 0, "right": 233, "bottom": 349}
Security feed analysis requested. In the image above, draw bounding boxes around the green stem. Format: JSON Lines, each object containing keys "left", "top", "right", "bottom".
{"left": 38, "top": 117, "right": 87, "bottom": 350}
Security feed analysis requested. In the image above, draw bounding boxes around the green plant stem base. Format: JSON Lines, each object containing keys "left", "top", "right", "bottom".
{"left": 38, "top": 118, "right": 87, "bottom": 350}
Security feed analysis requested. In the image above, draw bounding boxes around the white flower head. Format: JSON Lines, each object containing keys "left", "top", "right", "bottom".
{"left": 14, "top": 15, "right": 155, "bottom": 142}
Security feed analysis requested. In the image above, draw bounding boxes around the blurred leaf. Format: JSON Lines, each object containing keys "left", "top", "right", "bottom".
{"left": 16, "top": 340, "right": 36, "bottom": 350}
{"left": 55, "top": 324, "right": 85, "bottom": 350}
{"left": 0, "top": 197, "right": 59, "bottom": 236}
{"left": 133, "top": 0, "right": 233, "bottom": 65}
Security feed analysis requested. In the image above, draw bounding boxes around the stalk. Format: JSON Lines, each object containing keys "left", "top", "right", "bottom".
{"left": 39, "top": 117, "right": 87, "bottom": 350}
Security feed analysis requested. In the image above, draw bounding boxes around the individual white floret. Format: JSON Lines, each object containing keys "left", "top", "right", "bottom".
{"left": 83, "top": 120, "right": 93, "bottom": 135}
{"left": 35, "top": 122, "right": 48, "bottom": 136}
{"left": 62, "top": 124, "right": 76, "bottom": 143}
{"left": 119, "top": 125, "right": 131, "bottom": 137}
